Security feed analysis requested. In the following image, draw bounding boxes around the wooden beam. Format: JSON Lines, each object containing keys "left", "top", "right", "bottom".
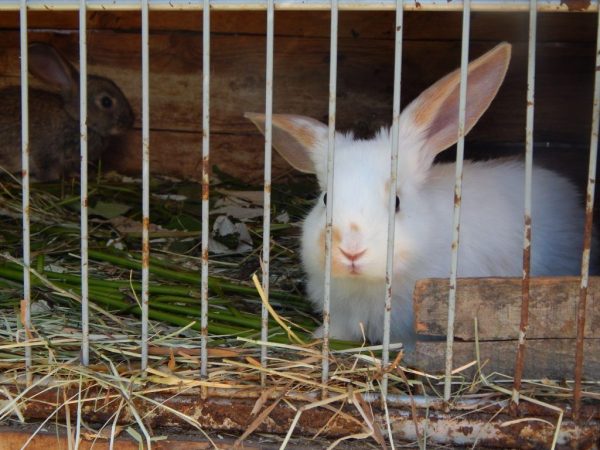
{"left": 408, "top": 338, "right": 600, "bottom": 379}
{"left": 413, "top": 277, "right": 600, "bottom": 340}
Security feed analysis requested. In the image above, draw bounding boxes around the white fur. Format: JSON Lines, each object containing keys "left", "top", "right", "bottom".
{"left": 301, "top": 126, "right": 585, "bottom": 350}
{"left": 246, "top": 43, "right": 587, "bottom": 351}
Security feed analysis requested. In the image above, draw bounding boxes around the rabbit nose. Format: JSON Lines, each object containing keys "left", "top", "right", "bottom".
{"left": 339, "top": 248, "right": 367, "bottom": 262}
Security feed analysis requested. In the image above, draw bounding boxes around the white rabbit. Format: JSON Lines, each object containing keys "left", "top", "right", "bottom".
{"left": 246, "top": 42, "right": 588, "bottom": 350}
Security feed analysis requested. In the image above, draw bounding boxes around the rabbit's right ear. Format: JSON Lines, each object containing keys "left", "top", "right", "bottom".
{"left": 398, "top": 43, "right": 511, "bottom": 179}
{"left": 28, "top": 43, "right": 79, "bottom": 100}
{"left": 245, "top": 113, "right": 329, "bottom": 175}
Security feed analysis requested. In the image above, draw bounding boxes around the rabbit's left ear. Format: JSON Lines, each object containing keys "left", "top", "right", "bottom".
{"left": 245, "top": 112, "right": 329, "bottom": 175}
{"left": 399, "top": 43, "right": 511, "bottom": 172}
{"left": 28, "top": 43, "right": 79, "bottom": 100}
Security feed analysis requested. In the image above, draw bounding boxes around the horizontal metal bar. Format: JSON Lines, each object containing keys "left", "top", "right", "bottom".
{"left": 0, "top": 0, "right": 595, "bottom": 12}
{"left": 3, "top": 387, "right": 599, "bottom": 447}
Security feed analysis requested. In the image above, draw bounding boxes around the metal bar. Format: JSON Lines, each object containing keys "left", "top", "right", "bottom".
{"left": 79, "top": 0, "right": 90, "bottom": 366}
{"left": 321, "top": 0, "right": 338, "bottom": 393}
{"left": 19, "top": 0, "right": 32, "bottom": 382}
{"left": 512, "top": 0, "right": 537, "bottom": 405}
{"left": 573, "top": 4, "right": 600, "bottom": 421}
{"left": 443, "top": 0, "right": 470, "bottom": 402}
{"left": 260, "top": 0, "right": 275, "bottom": 385}
{"left": 381, "top": 0, "right": 403, "bottom": 398}
{"left": 5, "top": 388, "right": 599, "bottom": 446}
{"left": 0, "top": 0, "right": 596, "bottom": 11}
{"left": 140, "top": 0, "right": 150, "bottom": 371}
{"left": 200, "top": 0, "right": 211, "bottom": 379}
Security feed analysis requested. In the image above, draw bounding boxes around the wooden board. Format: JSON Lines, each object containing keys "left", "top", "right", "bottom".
{"left": 413, "top": 277, "right": 600, "bottom": 340}
{"left": 407, "top": 339, "right": 600, "bottom": 379}
{"left": 0, "top": 12, "right": 596, "bottom": 180}
{"left": 0, "top": 11, "right": 595, "bottom": 42}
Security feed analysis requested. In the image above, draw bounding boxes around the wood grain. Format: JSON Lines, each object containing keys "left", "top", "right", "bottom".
{"left": 0, "top": 11, "right": 595, "bottom": 42}
{"left": 413, "top": 276, "right": 600, "bottom": 340}
{"left": 0, "top": 12, "right": 596, "bottom": 180}
{"left": 407, "top": 339, "right": 600, "bottom": 380}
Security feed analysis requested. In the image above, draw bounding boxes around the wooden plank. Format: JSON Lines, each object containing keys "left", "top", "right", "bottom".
{"left": 414, "top": 277, "right": 600, "bottom": 340}
{"left": 408, "top": 339, "right": 600, "bottom": 379}
{"left": 0, "top": 11, "right": 595, "bottom": 43}
{"left": 0, "top": 30, "right": 594, "bottom": 142}
{"left": 103, "top": 130, "right": 296, "bottom": 181}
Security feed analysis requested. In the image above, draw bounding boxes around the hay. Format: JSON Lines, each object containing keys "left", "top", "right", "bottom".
{"left": 0, "top": 173, "right": 598, "bottom": 449}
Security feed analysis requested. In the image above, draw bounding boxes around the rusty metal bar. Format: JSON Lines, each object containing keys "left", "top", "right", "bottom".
{"left": 259, "top": 0, "right": 275, "bottom": 386}
{"left": 321, "top": 0, "right": 339, "bottom": 392}
{"left": 573, "top": 5, "right": 600, "bottom": 421}
{"left": 443, "top": 0, "right": 470, "bottom": 402}
{"left": 2, "top": 388, "right": 598, "bottom": 448}
{"left": 512, "top": 0, "right": 537, "bottom": 405}
{"left": 0, "top": 0, "right": 597, "bottom": 12}
{"left": 78, "top": 0, "right": 90, "bottom": 366}
{"left": 200, "top": 0, "right": 211, "bottom": 379}
{"left": 19, "top": 0, "right": 32, "bottom": 382}
{"left": 381, "top": 0, "right": 403, "bottom": 398}
{"left": 140, "top": 0, "right": 150, "bottom": 370}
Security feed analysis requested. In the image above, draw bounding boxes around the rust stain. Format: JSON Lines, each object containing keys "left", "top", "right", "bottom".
{"left": 1, "top": 386, "right": 599, "bottom": 446}
{"left": 453, "top": 192, "right": 461, "bottom": 207}
{"left": 560, "top": 0, "right": 591, "bottom": 10}
{"left": 202, "top": 156, "right": 210, "bottom": 200}
{"left": 142, "top": 217, "right": 150, "bottom": 268}
{"left": 202, "top": 247, "right": 209, "bottom": 262}
{"left": 264, "top": 183, "right": 271, "bottom": 194}
{"left": 574, "top": 183, "right": 595, "bottom": 420}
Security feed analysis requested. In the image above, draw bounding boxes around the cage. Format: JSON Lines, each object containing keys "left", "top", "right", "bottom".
{"left": 0, "top": 0, "right": 599, "bottom": 448}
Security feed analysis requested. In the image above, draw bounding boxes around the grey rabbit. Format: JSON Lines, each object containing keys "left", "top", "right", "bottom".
{"left": 0, "top": 42, "right": 134, "bottom": 181}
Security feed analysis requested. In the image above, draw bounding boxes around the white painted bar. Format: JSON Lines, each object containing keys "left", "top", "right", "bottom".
{"left": 443, "top": 0, "right": 470, "bottom": 402}
{"left": 260, "top": 0, "right": 275, "bottom": 384}
{"left": 140, "top": 0, "right": 151, "bottom": 370}
{"left": 381, "top": 0, "right": 403, "bottom": 398}
{"left": 322, "top": 0, "right": 338, "bottom": 389}
{"left": 19, "top": 0, "right": 32, "bottom": 380}
{"left": 79, "top": 0, "right": 90, "bottom": 366}
{"left": 0, "top": 0, "right": 594, "bottom": 11}
{"left": 200, "top": 0, "right": 211, "bottom": 379}
{"left": 573, "top": 0, "right": 600, "bottom": 417}
{"left": 511, "top": 0, "right": 537, "bottom": 404}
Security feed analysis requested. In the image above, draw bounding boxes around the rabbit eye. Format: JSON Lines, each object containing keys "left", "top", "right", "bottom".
{"left": 395, "top": 195, "right": 400, "bottom": 212}
{"left": 322, "top": 193, "right": 327, "bottom": 206}
{"left": 100, "top": 95, "right": 113, "bottom": 109}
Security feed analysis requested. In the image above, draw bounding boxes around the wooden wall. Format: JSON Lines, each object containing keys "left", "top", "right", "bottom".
{"left": 0, "top": 11, "right": 596, "bottom": 181}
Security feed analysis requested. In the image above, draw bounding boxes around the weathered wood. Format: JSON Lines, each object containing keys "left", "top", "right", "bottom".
{"left": 0, "top": 13, "right": 595, "bottom": 180}
{"left": 0, "top": 31, "right": 594, "bottom": 136}
{"left": 413, "top": 276, "right": 600, "bottom": 340}
{"left": 408, "top": 338, "right": 600, "bottom": 380}
{"left": 0, "top": 11, "right": 595, "bottom": 43}
{"left": 104, "top": 130, "right": 296, "bottom": 181}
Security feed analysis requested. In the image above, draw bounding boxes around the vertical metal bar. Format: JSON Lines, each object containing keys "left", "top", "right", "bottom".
{"left": 79, "top": 0, "right": 90, "bottom": 366}
{"left": 19, "top": 0, "right": 32, "bottom": 382}
{"left": 260, "top": 0, "right": 275, "bottom": 385}
{"left": 140, "top": 0, "right": 150, "bottom": 370}
{"left": 512, "top": 0, "right": 537, "bottom": 404}
{"left": 322, "top": 0, "right": 338, "bottom": 392}
{"left": 381, "top": 0, "right": 403, "bottom": 398}
{"left": 200, "top": 0, "right": 211, "bottom": 379}
{"left": 573, "top": 5, "right": 600, "bottom": 421}
{"left": 443, "top": 0, "right": 470, "bottom": 402}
